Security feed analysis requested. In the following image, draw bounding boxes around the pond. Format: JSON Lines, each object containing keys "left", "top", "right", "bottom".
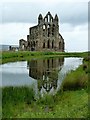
{"left": 0, "top": 57, "right": 83, "bottom": 96}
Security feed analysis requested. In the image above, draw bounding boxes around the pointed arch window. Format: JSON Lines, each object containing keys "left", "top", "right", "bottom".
{"left": 51, "top": 18, "right": 53, "bottom": 22}
{"left": 43, "top": 25, "right": 45, "bottom": 30}
{"left": 43, "top": 42, "right": 45, "bottom": 48}
{"left": 48, "top": 15, "right": 50, "bottom": 22}
{"left": 48, "top": 24, "right": 50, "bottom": 37}
{"left": 47, "top": 40, "right": 50, "bottom": 48}
{"left": 52, "top": 24, "right": 55, "bottom": 36}
{"left": 31, "top": 41, "right": 32, "bottom": 47}
{"left": 45, "top": 18, "right": 47, "bottom": 22}
{"left": 52, "top": 40, "right": 54, "bottom": 48}
{"left": 22, "top": 45, "right": 24, "bottom": 50}
{"left": 33, "top": 41, "right": 35, "bottom": 47}
{"left": 47, "top": 24, "right": 50, "bottom": 29}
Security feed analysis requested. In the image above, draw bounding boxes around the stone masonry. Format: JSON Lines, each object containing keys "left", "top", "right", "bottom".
{"left": 19, "top": 12, "right": 65, "bottom": 52}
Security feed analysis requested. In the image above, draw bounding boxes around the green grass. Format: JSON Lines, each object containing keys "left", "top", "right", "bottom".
{"left": 2, "top": 86, "right": 35, "bottom": 118}
{"left": 0, "top": 51, "right": 89, "bottom": 64}
{"left": 2, "top": 87, "right": 88, "bottom": 118}
{"left": 60, "top": 65, "right": 88, "bottom": 91}
{"left": 17, "top": 90, "right": 88, "bottom": 118}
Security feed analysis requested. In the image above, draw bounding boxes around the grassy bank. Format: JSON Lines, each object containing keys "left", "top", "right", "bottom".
{"left": 2, "top": 87, "right": 88, "bottom": 118}
{"left": 2, "top": 56, "right": 89, "bottom": 118}
{"left": 60, "top": 65, "right": 88, "bottom": 91}
{"left": 0, "top": 51, "right": 88, "bottom": 64}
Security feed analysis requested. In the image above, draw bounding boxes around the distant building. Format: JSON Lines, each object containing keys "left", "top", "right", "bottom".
{"left": 9, "top": 46, "right": 19, "bottom": 51}
{"left": 19, "top": 12, "right": 65, "bottom": 52}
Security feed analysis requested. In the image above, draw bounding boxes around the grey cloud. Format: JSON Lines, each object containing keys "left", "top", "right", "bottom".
{"left": 1, "top": 2, "right": 88, "bottom": 26}
{"left": 52, "top": 2, "right": 88, "bottom": 26}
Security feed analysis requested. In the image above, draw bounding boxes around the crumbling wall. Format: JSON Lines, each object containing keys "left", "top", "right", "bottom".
{"left": 19, "top": 39, "right": 27, "bottom": 51}
{"left": 19, "top": 12, "right": 65, "bottom": 52}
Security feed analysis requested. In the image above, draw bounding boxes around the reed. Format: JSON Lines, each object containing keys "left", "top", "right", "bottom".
{"left": 2, "top": 86, "right": 35, "bottom": 104}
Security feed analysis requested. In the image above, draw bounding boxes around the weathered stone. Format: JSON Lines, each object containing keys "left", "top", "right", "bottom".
{"left": 19, "top": 39, "right": 27, "bottom": 51}
{"left": 19, "top": 12, "right": 65, "bottom": 52}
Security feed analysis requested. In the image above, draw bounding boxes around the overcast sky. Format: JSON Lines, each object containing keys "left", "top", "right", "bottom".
{"left": 0, "top": 0, "right": 89, "bottom": 52}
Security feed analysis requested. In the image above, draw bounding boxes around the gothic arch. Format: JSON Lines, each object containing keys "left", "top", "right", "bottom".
{"left": 48, "top": 14, "right": 50, "bottom": 22}
{"left": 22, "top": 44, "right": 25, "bottom": 50}
{"left": 47, "top": 40, "right": 50, "bottom": 48}
{"left": 59, "top": 41, "right": 61, "bottom": 49}
{"left": 33, "top": 41, "right": 35, "bottom": 47}
{"left": 43, "top": 24, "right": 46, "bottom": 30}
{"left": 43, "top": 42, "right": 45, "bottom": 48}
{"left": 47, "top": 24, "right": 50, "bottom": 29}
{"left": 52, "top": 40, "right": 54, "bottom": 48}
{"left": 45, "top": 17, "right": 47, "bottom": 22}
{"left": 48, "top": 24, "right": 50, "bottom": 37}
{"left": 52, "top": 24, "right": 55, "bottom": 36}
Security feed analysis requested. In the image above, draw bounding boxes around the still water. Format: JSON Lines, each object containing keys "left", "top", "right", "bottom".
{"left": 0, "top": 57, "right": 83, "bottom": 95}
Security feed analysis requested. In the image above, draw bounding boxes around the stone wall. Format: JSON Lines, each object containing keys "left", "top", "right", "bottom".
{"left": 19, "top": 12, "right": 65, "bottom": 52}
{"left": 19, "top": 39, "right": 27, "bottom": 50}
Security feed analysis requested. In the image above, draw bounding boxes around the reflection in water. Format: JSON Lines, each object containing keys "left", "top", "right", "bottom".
{"left": 27, "top": 57, "right": 64, "bottom": 93}
{"left": 0, "top": 57, "right": 84, "bottom": 111}
{"left": 1, "top": 57, "right": 83, "bottom": 96}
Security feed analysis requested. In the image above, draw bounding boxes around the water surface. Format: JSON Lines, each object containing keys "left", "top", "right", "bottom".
{"left": 0, "top": 57, "right": 83, "bottom": 95}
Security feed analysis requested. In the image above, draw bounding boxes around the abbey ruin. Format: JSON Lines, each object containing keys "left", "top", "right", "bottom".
{"left": 19, "top": 12, "right": 65, "bottom": 52}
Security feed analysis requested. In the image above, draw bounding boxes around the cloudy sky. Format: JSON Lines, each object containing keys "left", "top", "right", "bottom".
{"left": 0, "top": 0, "right": 89, "bottom": 52}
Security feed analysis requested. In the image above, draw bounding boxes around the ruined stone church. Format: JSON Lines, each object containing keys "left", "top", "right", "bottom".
{"left": 19, "top": 12, "right": 65, "bottom": 52}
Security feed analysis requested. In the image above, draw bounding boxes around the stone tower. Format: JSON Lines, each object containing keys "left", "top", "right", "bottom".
{"left": 19, "top": 12, "right": 65, "bottom": 52}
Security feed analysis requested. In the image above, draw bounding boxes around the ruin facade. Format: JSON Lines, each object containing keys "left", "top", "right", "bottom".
{"left": 19, "top": 12, "right": 65, "bottom": 52}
